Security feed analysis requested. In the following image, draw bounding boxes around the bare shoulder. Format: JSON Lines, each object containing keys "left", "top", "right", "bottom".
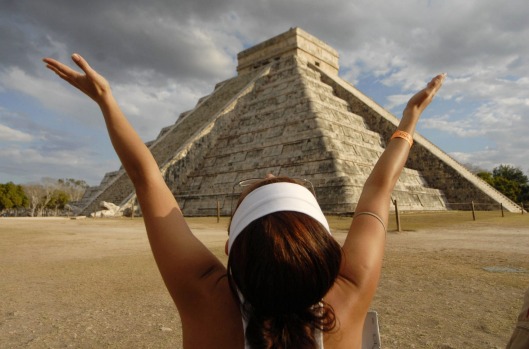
{"left": 179, "top": 274, "right": 245, "bottom": 348}
{"left": 323, "top": 277, "right": 370, "bottom": 349}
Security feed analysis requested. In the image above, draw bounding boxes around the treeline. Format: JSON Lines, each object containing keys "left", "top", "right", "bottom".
{"left": 2, "top": 165, "right": 527, "bottom": 216}
{"left": 0, "top": 178, "right": 88, "bottom": 217}
{"left": 476, "top": 164, "right": 529, "bottom": 207}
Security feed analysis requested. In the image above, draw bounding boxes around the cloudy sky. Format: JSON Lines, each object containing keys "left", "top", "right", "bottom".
{"left": 1, "top": 0, "right": 528, "bottom": 185}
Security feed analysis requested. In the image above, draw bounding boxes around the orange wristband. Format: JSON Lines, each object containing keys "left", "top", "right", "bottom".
{"left": 390, "top": 130, "right": 413, "bottom": 148}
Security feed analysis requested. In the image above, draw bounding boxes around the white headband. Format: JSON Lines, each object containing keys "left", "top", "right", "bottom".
{"left": 228, "top": 182, "right": 330, "bottom": 253}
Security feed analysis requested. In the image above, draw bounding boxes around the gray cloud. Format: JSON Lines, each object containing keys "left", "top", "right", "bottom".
{"left": 2, "top": 0, "right": 240, "bottom": 84}
{"left": 1, "top": 0, "right": 529, "bottom": 184}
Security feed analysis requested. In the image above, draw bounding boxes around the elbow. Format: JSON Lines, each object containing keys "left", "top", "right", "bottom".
{"left": 125, "top": 164, "right": 162, "bottom": 190}
{"left": 124, "top": 164, "right": 143, "bottom": 186}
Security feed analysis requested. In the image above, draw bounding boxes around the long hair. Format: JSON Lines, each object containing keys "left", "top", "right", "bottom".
{"left": 227, "top": 178, "right": 342, "bottom": 349}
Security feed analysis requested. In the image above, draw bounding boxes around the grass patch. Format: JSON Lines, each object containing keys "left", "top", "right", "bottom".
{"left": 327, "top": 210, "right": 529, "bottom": 232}
{"left": 90, "top": 210, "right": 528, "bottom": 233}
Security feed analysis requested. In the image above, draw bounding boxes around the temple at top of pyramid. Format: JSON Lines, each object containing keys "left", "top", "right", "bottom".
{"left": 237, "top": 27, "right": 339, "bottom": 76}
{"left": 76, "top": 28, "right": 521, "bottom": 216}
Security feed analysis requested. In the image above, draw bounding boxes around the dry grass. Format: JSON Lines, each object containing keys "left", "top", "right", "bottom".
{"left": 1, "top": 212, "right": 528, "bottom": 348}
{"left": 327, "top": 210, "right": 529, "bottom": 232}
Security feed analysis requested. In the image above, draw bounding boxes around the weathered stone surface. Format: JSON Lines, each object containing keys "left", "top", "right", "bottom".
{"left": 89, "top": 201, "right": 120, "bottom": 217}
{"left": 78, "top": 28, "right": 521, "bottom": 216}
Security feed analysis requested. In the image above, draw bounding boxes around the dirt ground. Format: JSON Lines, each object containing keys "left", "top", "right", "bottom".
{"left": 1, "top": 215, "right": 528, "bottom": 349}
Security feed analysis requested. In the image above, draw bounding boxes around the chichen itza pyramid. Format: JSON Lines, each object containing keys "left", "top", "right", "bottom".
{"left": 77, "top": 28, "right": 521, "bottom": 216}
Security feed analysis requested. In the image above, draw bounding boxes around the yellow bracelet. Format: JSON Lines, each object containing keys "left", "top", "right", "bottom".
{"left": 390, "top": 130, "right": 413, "bottom": 148}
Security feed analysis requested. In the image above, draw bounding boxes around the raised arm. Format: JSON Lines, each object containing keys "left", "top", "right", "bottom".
{"left": 43, "top": 54, "right": 226, "bottom": 309}
{"left": 340, "top": 74, "right": 446, "bottom": 295}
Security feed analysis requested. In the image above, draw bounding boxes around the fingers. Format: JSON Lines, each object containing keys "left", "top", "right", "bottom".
{"left": 420, "top": 73, "right": 446, "bottom": 102}
{"left": 427, "top": 73, "right": 446, "bottom": 95}
{"left": 42, "top": 54, "right": 93, "bottom": 79}
{"left": 403, "top": 73, "right": 446, "bottom": 116}
{"left": 42, "top": 57, "right": 80, "bottom": 87}
{"left": 43, "top": 57, "right": 78, "bottom": 77}
{"left": 71, "top": 53, "right": 94, "bottom": 77}
{"left": 43, "top": 58, "right": 80, "bottom": 86}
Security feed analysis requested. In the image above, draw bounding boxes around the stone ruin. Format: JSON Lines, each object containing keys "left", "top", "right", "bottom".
{"left": 76, "top": 28, "right": 522, "bottom": 217}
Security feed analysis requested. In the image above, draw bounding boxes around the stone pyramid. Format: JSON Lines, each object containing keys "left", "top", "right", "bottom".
{"left": 78, "top": 28, "right": 521, "bottom": 216}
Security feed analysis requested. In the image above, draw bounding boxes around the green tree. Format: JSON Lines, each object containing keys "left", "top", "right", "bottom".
{"left": 492, "top": 165, "right": 528, "bottom": 185}
{"left": 23, "top": 177, "right": 88, "bottom": 216}
{"left": 491, "top": 176, "right": 521, "bottom": 203}
{"left": 476, "top": 171, "right": 493, "bottom": 184}
{"left": 0, "top": 182, "right": 29, "bottom": 213}
{"left": 520, "top": 179, "right": 529, "bottom": 207}
{"left": 47, "top": 190, "right": 70, "bottom": 215}
{"left": 479, "top": 165, "right": 529, "bottom": 205}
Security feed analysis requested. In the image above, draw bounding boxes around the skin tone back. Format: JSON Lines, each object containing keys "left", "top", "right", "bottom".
{"left": 43, "top": 54, "right": 444, "bottom": 349}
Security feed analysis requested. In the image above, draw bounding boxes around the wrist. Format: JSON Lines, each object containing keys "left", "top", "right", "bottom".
{"left": 390, "top": 130, "right": 413, "bottom": 148}
{"left": 96, "top": 90, "right": 115, "bottom": 108}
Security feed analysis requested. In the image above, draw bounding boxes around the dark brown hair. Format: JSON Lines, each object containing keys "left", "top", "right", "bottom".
{"left": 227, "top": 177, "right": 342, "bottom": 349}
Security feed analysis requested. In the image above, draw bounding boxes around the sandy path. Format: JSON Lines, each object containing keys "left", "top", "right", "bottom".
{"left": 1, "top": 217, "right": 528, "bottom": 348}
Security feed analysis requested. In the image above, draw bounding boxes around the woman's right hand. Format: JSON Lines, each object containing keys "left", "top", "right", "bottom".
{"left": 43, "top": 54, "right": 112, "bottom": 105}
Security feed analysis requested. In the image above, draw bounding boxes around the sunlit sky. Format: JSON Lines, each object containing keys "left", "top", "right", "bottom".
{"left": 1, "top": 0, "right": 528, "bottom": 185}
